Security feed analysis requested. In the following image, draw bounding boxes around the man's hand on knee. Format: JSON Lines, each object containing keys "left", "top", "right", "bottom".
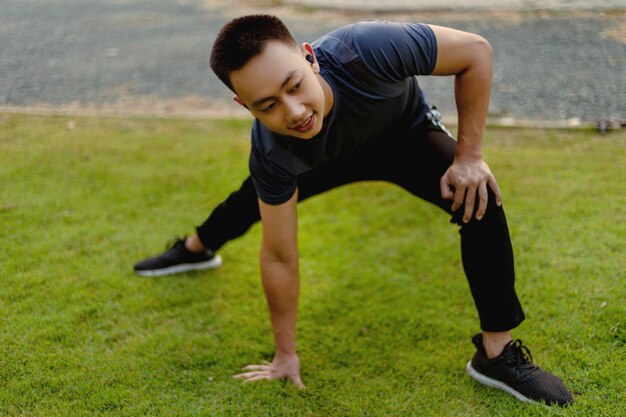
{"left": 440, "top": 155, "right": 502, "bottom": 222}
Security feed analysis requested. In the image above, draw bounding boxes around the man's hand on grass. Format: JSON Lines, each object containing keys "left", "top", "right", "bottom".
{"left": 440, "top": 155, "right": 502, "bottom": 223}
{"left": 234, "top": 352, "right": 305, "bottom": 389}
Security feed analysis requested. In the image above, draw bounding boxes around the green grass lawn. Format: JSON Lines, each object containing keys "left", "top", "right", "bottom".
{"left": 0, "top": 113, "right": 624, "bottom": 416}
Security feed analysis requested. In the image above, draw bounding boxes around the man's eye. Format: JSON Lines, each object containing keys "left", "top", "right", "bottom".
{"left": 289, "top": 81, "right": 302, "bottom": 93}
{"left": 261, "top": 103, "right": 276, "bottom": 113}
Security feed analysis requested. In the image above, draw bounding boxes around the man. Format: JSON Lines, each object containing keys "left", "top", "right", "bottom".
{"left": 135, "top": 15, "right": 573, "bottom": 406}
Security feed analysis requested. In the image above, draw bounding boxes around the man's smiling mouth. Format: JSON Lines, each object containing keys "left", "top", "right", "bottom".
{"left": 291, "top": 114, "right": 315, "bottom": 133}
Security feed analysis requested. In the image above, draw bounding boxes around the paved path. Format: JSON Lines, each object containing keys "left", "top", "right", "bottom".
{"left": 286, "top": 0, "right": 625, "bottom": 12}
{"left": 0, "top": 0, "right": 623, "bottom": 123}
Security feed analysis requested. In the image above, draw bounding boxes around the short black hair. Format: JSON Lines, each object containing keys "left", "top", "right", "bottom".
{"left": 210, "top": 14, "right": 298, "bottom": 92}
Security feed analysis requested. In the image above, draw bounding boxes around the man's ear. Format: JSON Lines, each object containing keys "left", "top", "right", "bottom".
{"left": 301, "top": 42, "right": 320, "bottom": 73}
{"left": 233, "top": 96, "right": 248, "bottom": 109}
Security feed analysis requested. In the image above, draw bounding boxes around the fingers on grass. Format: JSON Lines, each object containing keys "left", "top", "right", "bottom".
{"left": 242, "top": 364, "right": 272, "bottom": 371}
{"left": 233, "top": 370, "right": 269, "bottom": 380}
{"left": 245, "top": 373, "right": 273, "bottom": 382}
{"left": 293, "top": 376, "right": 306, "bottom": 389}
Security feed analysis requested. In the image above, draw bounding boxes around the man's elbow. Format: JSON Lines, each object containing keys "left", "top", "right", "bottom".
{"left": 260, "top": 244, "right": 299, "bottom": 265}
{"left": 474, "top": 35, "right": 493, "bottom": 63}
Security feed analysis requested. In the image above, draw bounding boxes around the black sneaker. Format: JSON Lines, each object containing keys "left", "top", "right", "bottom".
{"left": 134, "top": 237, "right": 223, "bottom": 277}
{"left": 466, "top": 333, "right": 573, "bottom": 406}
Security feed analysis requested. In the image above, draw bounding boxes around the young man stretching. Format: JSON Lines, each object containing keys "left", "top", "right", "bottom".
{"left": 135, "top": 15, "right": 573, "bottom": 405}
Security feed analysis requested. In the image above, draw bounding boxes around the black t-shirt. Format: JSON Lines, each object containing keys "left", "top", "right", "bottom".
{"left": 249, "top": 21, "right": 438, "bottom": 205}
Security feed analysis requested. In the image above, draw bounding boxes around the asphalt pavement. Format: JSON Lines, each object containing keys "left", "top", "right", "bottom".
{"left": 286, "top": 0, "right": 626, "bottom": 12}
{"left": 0, "top": 0, "right": 624, "bottom": 124}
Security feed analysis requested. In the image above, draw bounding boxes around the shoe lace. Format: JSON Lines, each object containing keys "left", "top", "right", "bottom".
{"left": 502, "top": 339, "right": 538, "bottom": 380}
{"left": 165, "top": 237, "right": 186, "bottom": 252}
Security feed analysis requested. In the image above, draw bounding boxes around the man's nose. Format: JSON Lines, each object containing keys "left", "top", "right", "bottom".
{"left": 285, "top": 98, "right": 306, "bottom": 124}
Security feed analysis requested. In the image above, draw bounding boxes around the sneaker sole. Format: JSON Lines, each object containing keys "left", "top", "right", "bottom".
{"left": 466, "top": 361, "right": 536, "bottom": 404}
{"left": 135, "top": 255, "right": 223, "bottom": 277}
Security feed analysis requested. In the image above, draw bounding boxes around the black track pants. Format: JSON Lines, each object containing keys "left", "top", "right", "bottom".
{"left": 196, "top": 119, "right": 525, "bottom": 331}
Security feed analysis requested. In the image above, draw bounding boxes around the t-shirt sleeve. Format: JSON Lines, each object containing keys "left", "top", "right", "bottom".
{"left": 348, "top": 21, "right": 438, "bottom": 82}
{"left": 249, "top": 141, "right": 298, "bottom": 205}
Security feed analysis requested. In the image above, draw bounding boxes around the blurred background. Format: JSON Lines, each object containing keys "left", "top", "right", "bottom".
{"left": 1, "top": 0, "right": 624, "bottom": 125}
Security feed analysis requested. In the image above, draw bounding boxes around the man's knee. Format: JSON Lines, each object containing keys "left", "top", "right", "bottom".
{"left": 449, "top": 189, "right": 506, "bottom": 227}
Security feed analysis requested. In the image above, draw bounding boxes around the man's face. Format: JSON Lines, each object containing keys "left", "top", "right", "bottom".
{"left": 230, "top": 41, "right": 328, "bottom": 140}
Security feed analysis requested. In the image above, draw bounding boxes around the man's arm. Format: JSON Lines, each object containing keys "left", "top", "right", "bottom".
{"left": 233, "top": 189, "right": 304, "bottom": 388}
{"left": 428, "top": 25, "right": 502, "bottom": 222}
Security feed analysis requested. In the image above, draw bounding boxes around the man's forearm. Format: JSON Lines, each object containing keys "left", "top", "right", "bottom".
{"left": 454, "top": 37, "right": 493, "bottom": 158}
{"left": 260, "top": 254, "right": 300, "bottom": 355}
